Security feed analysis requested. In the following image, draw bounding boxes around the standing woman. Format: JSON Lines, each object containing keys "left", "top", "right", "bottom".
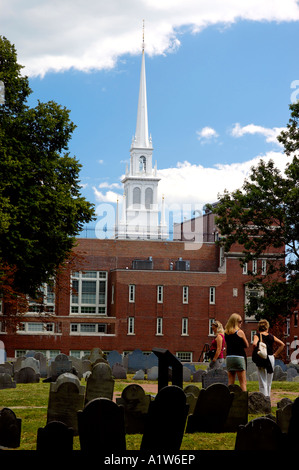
{"left": 253, "top": 319, "right": 285, "bottom": 397}
{"left": 224, "top": 313, "right": 249, "bottom": 391}
{"left": 208, "top": 320, "right": 225, "bottom": 369}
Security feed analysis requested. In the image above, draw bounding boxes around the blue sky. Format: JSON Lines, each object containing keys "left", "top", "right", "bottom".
{"left": 1, "top": 1, "right": 299, "bottom": 237}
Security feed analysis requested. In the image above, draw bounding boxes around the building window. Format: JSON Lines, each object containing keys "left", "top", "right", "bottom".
{"left": 294, "top": 311, "right": 298, "bottom": 328}
{"left": 157, "top": 285, "right": 163, "bottom": 303}
{"left": 242, "top": 263, "right": 248, "bottom": 275}
{"left": 70, "top": 323, "right": 107, "bottom": 334}
{"left": 183, "top": 286, "right": 189, "bottom": 304}
{"left": 17, "top": 322, "right": 55, "bottom": 334}
{"left": 156, "top": 317, "right": 163, "bottom": 335}
{"left": 209, "top": 287, "right": 216, "bottom": 304}
{"left": 252, "top": 259, "right": 257, "bottom": 275}
{"left": 128, "top": 317, "right": 135, "bottom": 335}
{"left": 209, "top": 318, "right": 216, "bottom": 335}
{"left": 111, "top": 284, "right": 114, "bottom": 304}
{"left": 182, "top": 317, "right": 188, "bottom": 335}
{"left": 261, "top": 259, "right": 267, "bottom": 275}
{"left": 28, "top": 281, "right": 55, "bottom": 314}
{"left": 244, "top": 284, "right": 264, "bottom": 320}
{"left": 176, "top": 352, "right": 192, "bottom": 362}
{"left": 129, "top": 284, "right": 135, "bottom": 303}
{"left": 71, "top": 271, "right": 108, "bottom": 315}
{"left": 145, "top": 187, "right": 153, "bottom": 209}
{"left": 233, "top": 288, "right": 238, "bottom": 297}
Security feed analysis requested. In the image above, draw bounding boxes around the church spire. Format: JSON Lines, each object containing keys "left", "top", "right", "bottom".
{"left": 131, "top": 21, "right": 151, "bottom": 149}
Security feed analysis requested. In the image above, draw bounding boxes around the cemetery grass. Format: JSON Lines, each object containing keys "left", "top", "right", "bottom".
{"left": 1, "top": 379, "right": 299, "bottom": 451}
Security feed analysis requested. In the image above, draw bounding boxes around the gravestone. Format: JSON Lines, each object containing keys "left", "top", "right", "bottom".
{"left": 37, "top": 421, "right": 74, "bottom": 452}
{"left": 85, "top": 362, "right": 114, "bottom": 404}
{"left": 152, "top": 348, "right": 183, "bottom": 391}
{"left": 0, "top": 373, "right": 16, "bottom": 389}
{"left": 184, "top": 385, "right": 200, "bottom": 415}
{"left": 145, "top": 352, "right": 159, "bottom": 371}
{"left": 223, "top": 384, "right": 248, "bottom": 432}
{"left": 89, "top": 348, "right": 106, "bottom": 364}
{"left": 273, "top": 365, "right": 287, "bottom": 381}
{"left": 116, "top": 384, "right": 151, "bottom": 434}
{"left": 182, "top": 366, "right": 192, "bottom": 382}
{"left": 235, "top": 417, "right": 284, "bottom": 450}
{"left": 287, "top": 396, "right": 299, "bottom": 447}
{"left": 186, "top": 383, "right": 234, "bottom": 433}
{"left": 46, "top": 354, "right": 73, "bottom": 381}
{"left": 248, "top": 392, "right": 271, "bottom": 414}
{"left": 192, "top": 368, "right": 205, "bottom": 383}
{"left": 107, "top": 350, "right": 123, "bottom": 368}
{"left": 0, "top": 408, "right": 22, "bottom": 449}
{"left": 34, "top": 352, "right": 47, "bottom": 378}
{"left": 147, "top": 366, "right": 159, "bottom": 381}
{"left": 112, "top": 362, "right": 127, "bottom": 379}
{"left": 276, "top": 402, "right": 293, "bottom": 433}
{"left": 82, "top": 359, "right": 92, "bottom": 377}
{"left": 133, "top": 369, "right": 145, "bottom": 380}
{"left": 14, "top": 366, "right": 40, "bottom": 383}
{"left": 47, "top": 373, "right": 85, "bottom": 435}
{"left": 78, "top": 398, "right": 126, "bottom": 453}
{"left": 21, "top": 357, "right": 40, "bottom": 375}
{"left": 127, "top": 349, "right": 146, "bottom": 373}
{"left": 202, "top": 368, "right": 228, "bottom": 388}
{"left": 140, "top": 385, "right": 189, "bottom": 452}
{"left": 69, "top": 356, "right": 83, "bottom": 379}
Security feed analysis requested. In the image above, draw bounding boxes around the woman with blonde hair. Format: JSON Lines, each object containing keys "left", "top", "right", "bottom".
{"left": 252, "top": 319, "right": 285, "bottom": 397}
{"left": 224, "top": 313, "right": 249, "bottom": 391}
{"left": 208, "top": 320, "right": 225, "bottom": 369}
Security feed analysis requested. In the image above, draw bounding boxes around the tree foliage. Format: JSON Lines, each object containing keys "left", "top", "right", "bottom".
{"left": 208, "top": 102, "right": 299, "bottom": 323}
{"left": 0, "top": 36, "right": 95, "bottom": 301}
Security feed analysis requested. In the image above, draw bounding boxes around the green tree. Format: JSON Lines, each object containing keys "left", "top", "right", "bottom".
{"left": 208, "top": 103, "right": 299, "bottom": 323}
{"left": 0, "top": 36, "right": 95, "bottom": 300}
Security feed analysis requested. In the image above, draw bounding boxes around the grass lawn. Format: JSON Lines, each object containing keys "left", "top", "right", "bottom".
{"left": 0, "top": 378, "right": 298, "bottom": 451}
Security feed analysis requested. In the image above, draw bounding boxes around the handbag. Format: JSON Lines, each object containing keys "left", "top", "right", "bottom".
{"left": 257, "top": 333, "right": 268, "bottom": 359}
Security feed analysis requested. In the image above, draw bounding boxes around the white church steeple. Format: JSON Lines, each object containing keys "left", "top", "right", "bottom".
{"left": 116, "top": 22, "right": 168, "bottom": 240}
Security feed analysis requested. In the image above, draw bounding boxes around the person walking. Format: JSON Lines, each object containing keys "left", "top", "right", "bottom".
{"left": 208, "top": 320, "right": 225, "bottom": 369}
{"left": 224, "top": 313, "right": 249, "bottom": 391}
{"left": 252, "top": 319, "right": 285, "bottom": 397}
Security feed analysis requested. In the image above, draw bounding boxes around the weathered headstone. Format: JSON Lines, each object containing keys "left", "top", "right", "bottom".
{"left": 116, "top": 384, "right": 151, "bottom": 434}
{"left": 85, "top": 362, "right": 114, "bottom": 404}
{"left": 152, "top": 348, "right": 183, "bottom": 391}
{"left": 202, "top": 368, "right": 228, "bottom": 388}
{"left": 276, "top": 402, "right": 293, "bottom": 433}
{"left": 287, "top": 396, "right": 299, "bottom": 447}
{"left": 34, "top": 352, "right": 47, "bottom": 378}
{"left": 186, "top": 383, "right": 234, "bottom": 433}
{"left": 235, "top": 417, "right": 284, "bottom": 450}
{"left": 127, "top": 349, "right": 146, "bottom": 373}
{"left": 14, "top": 366, "right": 40, "bottom": 383}
{"left": 0, "top": 408, "right": 22, "bottom": 449}
{"left": 182, "top": 366, "right": 192, "bottom": 382}
{"left": 147, "top": 366, "right": 159, "bottom": 381}
{"left": 89, "top": 348, "right": 106, "bottom": 365}
{"left": 78, "top": 398, "right": 126, "bottom": 453}
{"left": 107, "top": 350, "right": 123, "bottom": 368}
{"left": 0, "top": 373, "right": 16, "bottom": 389}
{"left": 133, "top": 369, "right": 145, "bottom": 380}
{"left": 46, "top": 373, "right": 85, "bottom": 435}
{"left": 183, "top": 385, "right": 200, "bottom": 415}
{"left": 140, "top": 385, "right": 189, "bottom": 452}
{"left": 47, "top": 354, "right": 73, "bottom": 381}
{"left": 36, "top": 421, "right": 74, "bottom": 452}
{"left": 223, "top": 384, "right": 248, "bottom": 432}
{"left": 21, "top": 357, "right": 40, "bottom": 375}
{"left": 192, "top": 368, "right": 205, "bottom": 383}
{"left": 112, "top": 362, "right": 127, "bottom": 379}
{"left": 248, "top": 391, "right": 271, "bottom": 414}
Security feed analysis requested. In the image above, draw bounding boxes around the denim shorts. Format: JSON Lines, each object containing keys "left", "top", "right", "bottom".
{"left": 226, "top": 356, "right": 246, "bottom": 371}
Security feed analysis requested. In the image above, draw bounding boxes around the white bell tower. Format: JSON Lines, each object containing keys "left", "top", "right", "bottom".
{"left": 116, "top": 24, "right": 168, "bottom": 240}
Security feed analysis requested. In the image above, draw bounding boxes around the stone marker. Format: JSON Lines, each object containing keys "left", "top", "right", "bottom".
{"left": 14, "top": 366, "right": 40, "bottom": 384}
{"left": 140, "top": 385, "right": 189, "bottom": 452}
{"left": 46, "top": 373, "right": 85, "bottom": 435}
{"left": 287, "top": 396, "right": 299, "bottom": 447}
{"left": 37, "top": 421, "right": 74, "bottom": 452}
{"left": 248, "top": 391, "right": 271, "bottom": 414}
{"left": 235, "top": 417, "right": 284, "bottom": 450}
{"left": 202, "top": 368, "right": 228, "bottom": 388}
{"left": 186, "top": 383, "right": 234, "bottom": 433}
{"left": 0, "top": 372, "right": 16, "bottom": 389}
{"left": 78, "top": 398, "right": 126, "bottom": 453}
{"left": 223, "top": 384, "right": 248, "bottom": 432}
{"left": 85, "top": 362, "right": 114, "bottom": 404}
{"left": 276, "top": 402, "right": 293, "bottom": 434}
{"left": 116, "top": 384, "right": 151, "bottom": 434}
{"left": 0, "top": 408, "right": 22, "bottom": 449}
{"left": 112, "top": 362, "right": 127, "bottom": 379}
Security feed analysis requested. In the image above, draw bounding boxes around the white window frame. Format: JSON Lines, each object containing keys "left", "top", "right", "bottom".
{"left": 176, "top": 351, "right": 192, "bottom": 362}
{"left": 252, "top": 259, "right": 257, "bottom": 275}
{"left": 70, "top": 271, "right": 108, "bottom": 316}
{"left": 17, "top": 322, "right": 55, "bottom": 334}
{"left": 209, "top": 318, "right": 216, "bottom": 335}
{"left": 242, "top": 262, "right": 248, "bottom": 275}
{"left": 182, "top": 317, "right": 188, "bottom": 336}
{"left": 157, "top": 285, "right": 163, "bottom": 303}
{"left": 129, "top": 285, "right": 135, "bottom": 303}
{"left": 261, "top": 259, "right": 267, "bottom": 275}
{"left": 128, "top": 317, "right": 135, "bottom": 335}
{"left": 183, "top": 286, "right": 189, "bottom": 304}
{"left": 156, "top": 317, "right": 163, "bottom": 335}
{"left": 244, "top": 284, "right": 264, "bottom": 320}
{"left": 28, "top": 281, "right": 55, "bottom": 314}
{"left": 209, "top": 287, "right": 216, "bottom": 305}
{"left": 70, "top": 323, "right": 107, "bottom": 335}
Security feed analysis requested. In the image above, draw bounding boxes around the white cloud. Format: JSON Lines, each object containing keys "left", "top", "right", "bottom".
{"left": 93, "top": 187, "right": 121, "bottom": 203}
{"left": 196, "top": 126, "right": 219, "bottom": 143}
{"left": 2, "top": 0, "right": 299, "bottom": 77}
{"left": 231, "top": 123, "right": 286, "bottom": 145}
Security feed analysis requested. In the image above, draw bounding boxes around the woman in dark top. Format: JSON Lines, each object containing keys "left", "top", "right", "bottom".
{"left": 253, "top": 319, "right": 285, "bottom": 397}
{"left": 224, "top": 313, "right": 249, "bottom": 391}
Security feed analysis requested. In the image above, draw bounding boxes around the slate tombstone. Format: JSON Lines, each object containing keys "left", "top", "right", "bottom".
{"left": 116, "top": 384, "right": 151, "bottom": 434}
{"left": 182, "top": 366, "right": 192, "bottom": 382}
{"left": 127, "top": 349, "right": 146, "bottom": 373}
{"left": 287, "top": 396, "right": 299, "bottom": 447}
{"left": 235, "top": 417, "right": 284, "bottom": 450}
{"left": 14, "top": 366, "right": 40, "bottom": 383}
{"left": 223, "top": 384, "right": 248, "bottom": 432}
{"left": 133, "top": 369, "right": 145, "bottom": 380}
{"left": 0, "top": 372, "right": 16, "bottom": 389}
{"left": 107, "top": 350, "right": 123, "bottom": 368}
{"left": 145, "top": 352, "right": 158, "bottom": 371}
{"left": 89, "top": 348, "right": 106, "bottom": 364}
{"left": 85, "top": 362, "right": 114, "bottom": 404}
{"left": 276, "top": 402, "right": 293, "bottom": 434}
{"left": 34, "top": 352, "right": 47, "bottom": 378}
{"left": 186, "top": 383, "right": 234, "bottom": 433}
{"left": 152, "top": 348, "right": 183, "bottom": 391}
{"left": 21, "top": 356, "right": 40, "bottom": 375}
{"left": 140, "top": 385, "right": 189, "bottom": 453}
{"left": 192, "top": 368, "right": 205, "bottom": 383}
{"left": 248, "top": 391, "right": 271, "bottom": 414}
{"left": 201, "top": 368, "right": 228, "bottom": 388}
{"left": 147, "top": 365, "right": 159, "bottom": 381}
{"left": 47, "top": 353, "right": 73, "bottom": 381}
{"left": 183, "top": 385, "right": 200, "bottom": 415}
{"left": 112, "top": 362, "right": 127, "bottom": 379}
{"left": 46, "top": 373, "right": 85, "bottom": 435}
{"left": 37, "top": 421, "right": 74, "bottom": 452}
{"left": 0, "top": 408, "right": 22, "bottom": 449}
{"left": 78, "top": 398, "right": 126, "bottom": 453}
